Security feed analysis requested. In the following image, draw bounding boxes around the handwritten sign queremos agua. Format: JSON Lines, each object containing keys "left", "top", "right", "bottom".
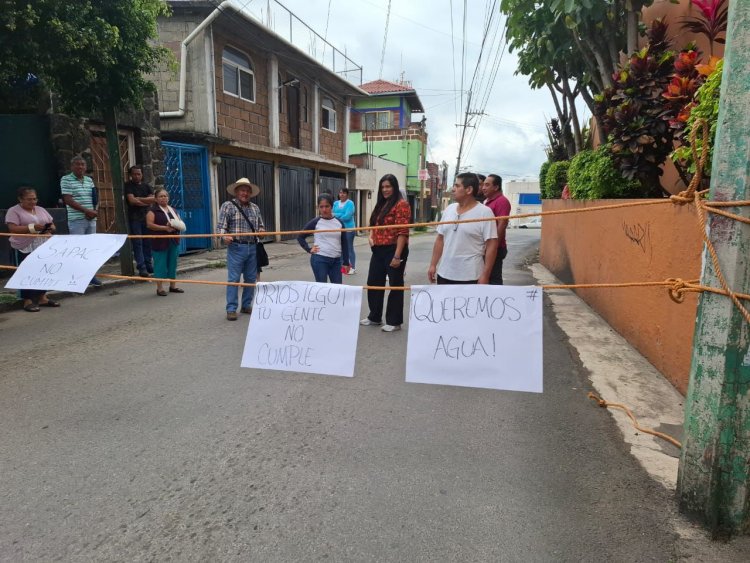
{"left": 406, "top": 285, "right": 543, "bottom": 392}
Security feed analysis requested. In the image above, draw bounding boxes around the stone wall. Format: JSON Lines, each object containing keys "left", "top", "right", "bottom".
{"left": 48, "top": 91, "right": 164, "bottom": 187}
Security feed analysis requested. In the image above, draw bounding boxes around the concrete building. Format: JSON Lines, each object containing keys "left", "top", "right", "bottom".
{"left": 348, "top": 79, "right": 427, "bottom": 221}
{"left": 152, "top": 0, "right": 367, "bottom": 245}
{"left": 347, "top": 154, "right": 407, "bottom": 228}
{"left": 504, "top": 179, "right": 541, "bottom": 228}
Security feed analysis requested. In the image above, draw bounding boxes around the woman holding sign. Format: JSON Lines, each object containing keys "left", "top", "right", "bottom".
{"left": 297, "top": 194, "right": 349, "bottom": 284}
{"left": 361, "top": 174, "right": 411, "bottom": 332}
{"left": 146, "top": 188, "right": 186, "bottom": 297}
{"left": 5, "top": 186, "right": 59, "bottom": 312}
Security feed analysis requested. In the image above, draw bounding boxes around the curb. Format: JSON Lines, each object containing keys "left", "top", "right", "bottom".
{"left": 0, "top": 245, "right": 328, "bottom": 314}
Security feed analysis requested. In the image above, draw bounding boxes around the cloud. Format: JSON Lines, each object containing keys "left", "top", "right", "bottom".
{"left": 235, "top": 0, "right": 558, "bottom": 180}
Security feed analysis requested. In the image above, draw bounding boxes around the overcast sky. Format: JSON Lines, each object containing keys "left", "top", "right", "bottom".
{"left": 232, "top": 0, "right": 564, "bottom": 181}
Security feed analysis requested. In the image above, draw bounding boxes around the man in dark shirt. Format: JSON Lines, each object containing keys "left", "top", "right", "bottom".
{"left": 124, "top": 165, "right": 156, "bottom": 277}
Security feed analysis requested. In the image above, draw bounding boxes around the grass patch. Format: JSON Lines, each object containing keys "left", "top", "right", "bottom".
{"left": 0, "top": 294, "right": 18, "bottom": 304}
{"left": 206, "top": 261, "right": 227, "bottom": 269}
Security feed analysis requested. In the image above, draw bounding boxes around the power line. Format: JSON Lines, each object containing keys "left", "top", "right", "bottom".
{"left": 378, "top": 0, "right": 392, "bottom": 79}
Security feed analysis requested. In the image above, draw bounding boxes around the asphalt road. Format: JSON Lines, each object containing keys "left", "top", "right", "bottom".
{"left": 0, "top": 230, "right": 720, "bottom": 561}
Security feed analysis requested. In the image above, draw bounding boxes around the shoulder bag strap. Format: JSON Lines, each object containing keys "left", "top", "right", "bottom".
{"left": 230, "top": 200, "right": 259, "bottom": 243}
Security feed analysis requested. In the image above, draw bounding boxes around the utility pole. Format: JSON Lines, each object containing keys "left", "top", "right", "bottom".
{"left": 454, "top": 89, "right": 472, "bottom": 179}
{"left": 677, "top": 1, "right": 750, "bottom": 537}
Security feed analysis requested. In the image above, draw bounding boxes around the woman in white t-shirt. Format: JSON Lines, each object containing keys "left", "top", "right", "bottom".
{"left": 5, "top": 186, "right": 60, "bottom": 312}
{"left": 297, "top": 194, "right": 350, "bottom": 284}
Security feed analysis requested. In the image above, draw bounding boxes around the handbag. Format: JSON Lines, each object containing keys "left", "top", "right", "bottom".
{"left": 231, "top": 200, "right": 269, "bottom": 268}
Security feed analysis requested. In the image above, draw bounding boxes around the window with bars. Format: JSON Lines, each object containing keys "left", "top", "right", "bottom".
{"left": 322, "top": 97, "right": 336, "bottom": 132}
{"left": 222, "top": 46, "right": 255, "bottom": 102}
{"left": 363, "top": 111, "right": 394, "bottom": 130}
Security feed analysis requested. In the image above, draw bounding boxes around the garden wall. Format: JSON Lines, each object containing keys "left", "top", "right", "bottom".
{"left": 540, "top": 199, "right": 704, "bottom": 394}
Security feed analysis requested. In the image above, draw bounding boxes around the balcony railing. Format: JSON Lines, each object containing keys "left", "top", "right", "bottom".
{"left": 231, "top": 0, "right": 363, "bottom": 86}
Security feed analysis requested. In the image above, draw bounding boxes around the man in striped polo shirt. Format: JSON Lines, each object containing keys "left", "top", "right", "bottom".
{"left": 60, "top": 155, "right": 102, "bottom": 286}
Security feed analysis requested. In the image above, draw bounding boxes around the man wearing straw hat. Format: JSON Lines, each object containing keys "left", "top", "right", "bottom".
{"left": 217, "top": 178, "right": 266, "bottom": 321}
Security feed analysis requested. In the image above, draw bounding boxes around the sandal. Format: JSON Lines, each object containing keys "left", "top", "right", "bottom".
{"left": 156, "top": 290, "right": 168, "bottom": 297}
{"left": 23, "top": 303, "right": 41, "bottom": 312}
{"left": 39, "top": 299, "right": 61, "bottom": 307}
{"left": 168, "top": 287, "right": 185, "bottom": 293}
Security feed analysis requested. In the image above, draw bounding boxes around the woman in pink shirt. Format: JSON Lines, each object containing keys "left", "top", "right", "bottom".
{"left": 5, "top": 186, "right": 60, "bottom": 312}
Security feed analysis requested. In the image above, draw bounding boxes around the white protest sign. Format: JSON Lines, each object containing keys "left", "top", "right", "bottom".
{"left": 242, "top": 281, "right": 363, "bottom": 377}
{"left": 406, "top": 285, "right": 543, "bottom": 393}
{"left": 5, "top": 234, "right": 127, "bottom": 294}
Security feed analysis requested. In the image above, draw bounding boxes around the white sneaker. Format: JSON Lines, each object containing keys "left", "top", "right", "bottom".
{"left": 360, "top": 318, "right": 381, "bottom": 326}
{"left": 381, "top": 324, "right": 401, "bottom": 332}
{"left": 347, "top": 268, "right": 356, "bottom": 275}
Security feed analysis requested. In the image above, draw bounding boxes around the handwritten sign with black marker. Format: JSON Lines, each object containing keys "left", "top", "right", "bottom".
{"left": 405, "top": 285, "right": 543, "bottom": 392}
{"left": 5, "top": 234, "right": 127, "bottom": 293}
{"left": 241, "top": 281, "right": 363, "bottom": 377}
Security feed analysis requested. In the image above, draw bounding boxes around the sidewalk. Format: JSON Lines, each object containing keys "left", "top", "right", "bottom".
{"left": 0, "top": 236, "right": 373, "bottom": 313}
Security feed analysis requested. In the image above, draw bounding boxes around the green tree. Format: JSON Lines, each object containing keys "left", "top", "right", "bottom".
{"left": 1, "top": 0, "right": 171, "bottom": 275}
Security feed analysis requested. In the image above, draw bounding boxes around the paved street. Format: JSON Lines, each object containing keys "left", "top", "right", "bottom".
{"left": 0, "top": 230, "right": 745, "bottom": 561}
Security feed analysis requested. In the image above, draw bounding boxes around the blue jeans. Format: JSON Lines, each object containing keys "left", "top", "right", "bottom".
{"left": 129, "top": 219, "right": 153, "bottom": 272}
{"left": 310, "top": 254, "right": 342, "bottom": 284}
{"left": 226, "top": 242, "right": 257, "bottom": 312}
{"left": 68, "top": 218, "right": 97, "bottom": 235}
{"left": 345, "top": 231, "right": 356, "bottom": 268}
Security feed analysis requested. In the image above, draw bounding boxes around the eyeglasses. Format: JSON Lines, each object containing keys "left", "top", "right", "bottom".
{"left": 453, "top": 213, "right": 461, "bottom": 231}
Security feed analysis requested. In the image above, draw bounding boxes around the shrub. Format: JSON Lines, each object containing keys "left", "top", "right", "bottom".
{"left": 672, "top": 58, "right": 723, "bottom": 178}
{"left": 543, "top": 161, "right": 569, "bottom": 199}
{"left": 568, "top": 147, "right": 641, "bottom": 200}
{"left": 539, "top": 161, "right": 552, "bottom": 198}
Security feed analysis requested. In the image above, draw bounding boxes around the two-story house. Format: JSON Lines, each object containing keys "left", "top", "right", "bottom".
{"left": 348, "top": 79, "right": 427, "bottom": 221}
{"left": 153, "top": 0, "right": 366, "bottom": 246}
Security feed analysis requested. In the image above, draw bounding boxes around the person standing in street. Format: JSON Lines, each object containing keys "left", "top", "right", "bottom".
{"left": 297, "top": 194, "right": 349, "bottom": 284}
{"left": 124, "top": 165, "right": 155, "bottom": 277}
{"left": 60, "top": 155, "right": 102, "bottom": 286}
{"left": 360, "top": 174, "right": 411, "bottom": 332}
{"left": 333, "top": 187, "right": 356, "bottom": 275}
{"left": 146, "top": 188, "right": 185, "bottom": 296}
{"left": 5, "top": 186, "right": 60, "bottom": 312}
{"left": 482, "top": 174, "right": 511, "bottom": 285}
{"left": 217, "top": 178, "right": 265, "bottom": 321}
{"left": 428, "top": 173, "right": 498, "bottom": 284}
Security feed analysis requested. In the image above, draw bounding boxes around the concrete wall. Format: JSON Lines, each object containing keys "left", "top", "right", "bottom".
{"left": 505, "top": 179, "right": 541, "bottom": 227}
{"left": 540, "top": 199, "right": 704, "bottom": 395}
{"left": 154, "top": 15, "right": 214, "bottom": 134}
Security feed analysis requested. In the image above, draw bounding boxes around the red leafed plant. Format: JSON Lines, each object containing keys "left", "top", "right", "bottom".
{"left": 681, "top": 0, "right": 728, "bottom": 57}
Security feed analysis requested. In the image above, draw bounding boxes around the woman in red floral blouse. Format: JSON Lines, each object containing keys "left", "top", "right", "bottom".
{"left": 360, "top": 174, "right": 412, "bottom": 332}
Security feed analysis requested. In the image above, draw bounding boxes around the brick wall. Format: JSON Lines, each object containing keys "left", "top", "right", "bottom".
{"left": 319, "top": 99, "right": 345, "bottom": 162}
{"left": 213, "top": 30, "right": 270, "bottom": 146}
{"left": 361, "top": 123, "right": 426, "bottom": 143}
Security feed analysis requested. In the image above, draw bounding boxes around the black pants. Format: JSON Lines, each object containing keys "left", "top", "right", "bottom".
{"left": 489, "top": 246, "right": 509, "bottom": 285}
{"left": 437, "top": 275, "right": 477, "bottom": 285}
{"left": 366, "top": 244, "right": 409, "bottom": 326}
{"left": 16, "top": 251, "right": 46, "bottom": 301}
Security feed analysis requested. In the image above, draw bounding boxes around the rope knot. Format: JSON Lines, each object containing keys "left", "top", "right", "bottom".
{"left": 666, "top": 278, "right": 688, "bottom": 303}
{"left": 587, "top": 392, "right": 607, "bottom": 408}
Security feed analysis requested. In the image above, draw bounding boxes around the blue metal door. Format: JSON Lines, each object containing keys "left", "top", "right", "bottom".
{"left": 163, "top": 142, "right": 211, "bottom": 252}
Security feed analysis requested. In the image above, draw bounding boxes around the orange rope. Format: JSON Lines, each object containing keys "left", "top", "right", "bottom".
{"left": 587, "top": 392, "right": 682, "bottom": 448}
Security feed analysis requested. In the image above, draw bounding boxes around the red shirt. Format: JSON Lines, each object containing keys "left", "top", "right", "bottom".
{"left": 371, "top": 199, "right": 411, "bottom": 246}
{"left": 484, "top": 193, "right": 511, "bottom": 248}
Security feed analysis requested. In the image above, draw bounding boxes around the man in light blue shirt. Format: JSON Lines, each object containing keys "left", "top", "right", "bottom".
{"left": 60, "top": 155, "right": 102, "bottom": 286}
{"left": 333, "top": 187, "right": 356, "bottom": 274}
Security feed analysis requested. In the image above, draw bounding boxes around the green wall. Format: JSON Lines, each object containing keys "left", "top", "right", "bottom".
{"left": 0, "top": 115, "right": 58, "bottom": 208}
{"left": 348, "top": 134, "right": 425, "bottom": 192}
